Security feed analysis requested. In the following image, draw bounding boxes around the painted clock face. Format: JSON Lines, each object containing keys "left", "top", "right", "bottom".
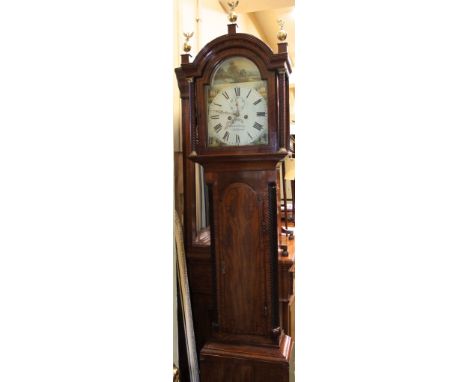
{"left": 207, "top": 86, "right": 267, "bottom": 146}
{"left": 206, "top": 56, "right": 268, "bottom": 147}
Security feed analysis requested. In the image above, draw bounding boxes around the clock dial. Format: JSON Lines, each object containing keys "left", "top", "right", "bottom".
{"left": 207, "top": 86, "right": 267, "bottom": 147}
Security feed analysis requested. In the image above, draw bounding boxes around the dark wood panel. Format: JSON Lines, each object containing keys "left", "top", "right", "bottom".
{"left": 219, "top": 182, "right": 266, "bottom": 336}
{"left": 187, "top": 258, "right": 212, "bottom": 295}
{"left": 200, "top": 335, "right": 292, "bottom": 382}
{"left": 190, "top": 292, "right": 213, "bottom": 357}
{"left": 201, "top": 358, "right": 253, "bottom": 382}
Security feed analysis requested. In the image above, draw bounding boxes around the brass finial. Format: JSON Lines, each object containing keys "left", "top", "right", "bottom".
{"left": 183, "top": 32, "right": 194, "bottom": 53}
{"left": 228, "top": 1, "right": 239, "bottom": 23}
{"left": 277, "top": 19, "right": 287, "bottom": 41}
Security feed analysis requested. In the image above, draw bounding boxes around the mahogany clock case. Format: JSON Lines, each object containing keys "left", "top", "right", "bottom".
{"left": 175, "top": 24, "right": 294, "bottom": 382}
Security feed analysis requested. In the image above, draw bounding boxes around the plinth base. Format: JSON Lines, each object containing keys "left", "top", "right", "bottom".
{"left": 200, "top": 334, "right": 293, "bottom": 382}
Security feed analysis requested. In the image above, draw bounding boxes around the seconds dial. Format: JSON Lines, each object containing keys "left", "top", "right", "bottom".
{"left": 207, "top": 86, "right": 267, "bottom": 146}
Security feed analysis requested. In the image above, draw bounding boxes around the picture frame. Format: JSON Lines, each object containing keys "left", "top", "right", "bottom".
{"left": 174, "top": 212, "right": 200, "bottom": 382}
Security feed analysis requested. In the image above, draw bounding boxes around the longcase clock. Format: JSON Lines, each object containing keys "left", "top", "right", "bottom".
{"left": 175, "top": 15, "right": 293, "bottom": 382}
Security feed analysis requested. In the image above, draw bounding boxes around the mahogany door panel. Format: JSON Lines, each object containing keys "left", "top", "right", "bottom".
{"left": 218, "top": 182, "right": 267, "bottom": 336}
